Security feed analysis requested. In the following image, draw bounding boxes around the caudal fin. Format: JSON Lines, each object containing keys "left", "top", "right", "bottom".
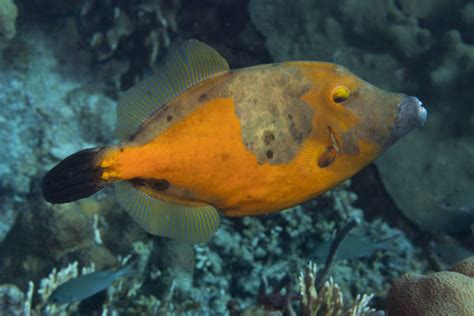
{"left": 42, "top": 148, "right": 107, "bottom": 203}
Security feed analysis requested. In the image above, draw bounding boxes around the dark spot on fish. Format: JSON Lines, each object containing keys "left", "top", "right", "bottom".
{"left": 119, "top": 148, "right": 124, "bottom": 152}
{"left": 221, "top": 153, "right": 230, "bottom": 161}
{"left": 318, "top": 147, "right": 337, "bottom": 168}
{"left": 166, "top": 115, "right": 173, "bottom": 122}
{"left": 198, "top": 93, "right": 208, "bottom": 102}
{"left": 129, "top": 122, "right": 146, "bottom": 142}
{"left": 263, "top": 131, "right": 275, "bottom": 145}
{"left": 130, "top": 178, "right": 170, "bottom": 191}
{"left": 148, "top": 179, "right": 170, "bottom": 191}
{"left": 293, "top": 132, "right": 303, "bottom": 143}
{"left": 130, "top": 177, "right": 147, "bottom": 187}
{"left": 266, "top": 150, "right": 274, "bottom": 159}
{"left": 288, "top": 113, "right": 304, "bottom": 143}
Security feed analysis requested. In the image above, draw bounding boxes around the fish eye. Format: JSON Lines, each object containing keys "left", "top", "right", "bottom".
{"left": 332, "top": 86, "right": 351, "bottom": 104}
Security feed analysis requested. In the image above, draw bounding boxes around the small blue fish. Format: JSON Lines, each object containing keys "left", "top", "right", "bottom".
{"left": 48, "top": 263, "right": 135, "bottom": 304}
{"left": 312, "top": 234, "right": 399, "bottom": 263}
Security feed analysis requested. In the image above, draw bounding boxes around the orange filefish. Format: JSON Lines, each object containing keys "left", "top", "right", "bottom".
{"left": 42, "top": 40, "right": 427, "bottom": 243}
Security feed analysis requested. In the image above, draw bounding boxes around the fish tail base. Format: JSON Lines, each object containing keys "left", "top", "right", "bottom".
{"left": 42, "top": 147, "right": 108, "bottom": 203}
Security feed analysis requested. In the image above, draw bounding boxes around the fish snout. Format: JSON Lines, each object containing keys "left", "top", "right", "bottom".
{"left": 386, "top": 96, "right": 427, "bottom": 146}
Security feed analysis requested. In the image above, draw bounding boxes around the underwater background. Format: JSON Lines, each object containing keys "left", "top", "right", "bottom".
{"left": 0, "top": 0, "right": 473, "bottom": 315}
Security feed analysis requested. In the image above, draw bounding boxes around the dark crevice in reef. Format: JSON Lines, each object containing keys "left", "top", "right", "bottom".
{"left": 177, "top": 0, "right": 272, "bottom": 68}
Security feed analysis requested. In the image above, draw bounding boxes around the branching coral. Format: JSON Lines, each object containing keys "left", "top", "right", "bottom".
{"left": 299, "top": 262, "right": 375, "bottom": 316}
{"left": 246, "top": 261, "right": 376, "bottom": 315}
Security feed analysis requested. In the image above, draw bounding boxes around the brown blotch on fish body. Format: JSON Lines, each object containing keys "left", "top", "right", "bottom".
{"left": 130, "top": 177, "right": 147, "bottom": 187}
{"left": 221, "top": 153, "right": 230, "bottom": 161}
{"left": 230, "top": 66, "right": 313, "bottom": 164}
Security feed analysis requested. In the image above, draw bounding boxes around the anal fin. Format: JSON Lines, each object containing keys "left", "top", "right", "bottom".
{"left": 114, "top": 181, "right": 220, "bottom": 243}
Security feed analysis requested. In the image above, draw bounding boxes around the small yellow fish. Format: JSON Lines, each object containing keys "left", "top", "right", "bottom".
{"left": 42, "top": 40, "right": 427, "bottom": 243}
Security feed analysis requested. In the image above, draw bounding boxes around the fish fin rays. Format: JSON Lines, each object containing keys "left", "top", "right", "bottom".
{"left": 116, "top": 39, "right": 230, "bottom": 140}
{"left": 114, "top": 181, "right": 220, "bottom": 243}
{"left": 293, "top": 140, "right": 325, "bottom": 174}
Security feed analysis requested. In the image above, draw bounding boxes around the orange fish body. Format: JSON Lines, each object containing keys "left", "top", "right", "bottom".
{"left": 42, "top": 40, "right": 427, "bottom": 242}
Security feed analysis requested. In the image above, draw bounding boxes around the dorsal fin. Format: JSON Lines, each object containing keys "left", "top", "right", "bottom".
{"left": 116, "top": 40, "right": 230, "bottom": 140}
{"left": 114, "top": 181, "right": 220, "bottom": 243}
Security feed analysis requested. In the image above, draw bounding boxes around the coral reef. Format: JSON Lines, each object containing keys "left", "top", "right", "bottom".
{"left": 0, "top": 0, "right": 17, "bottom": 40}
{"left": 1, "top": 242, "right": 157, "bottom": 316}
{"left": 298, "top": 262, "right": 375, "bottom": 316}
{"left": 0, "top": 284, "right": 27, "bottom": 316}
{"left": 148, "top": 182, "right": 426, "bottom": 313}
{"left": 0, "top": 23, "right": 115, "bottom": 242}
{"left": 243, "top": 262, "right": 376, "bottom": 315}
{"left": 77, "top": 0, "right": 181, "bottom": 89}
{"left": 387, "top": 256, "right": 474, "bottom": 316}
{"left": 450, "top": 255, "right": 474, "bottom": 277}
{"left": 16, "top": 0, "right": 180, "bottom": 90}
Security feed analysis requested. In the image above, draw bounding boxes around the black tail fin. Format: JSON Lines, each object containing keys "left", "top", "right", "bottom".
{"left": 42, "top": 147, "right": 108, "bottom": 203}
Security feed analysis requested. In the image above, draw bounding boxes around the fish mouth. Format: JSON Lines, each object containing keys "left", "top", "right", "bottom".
{"left": 385, "top": 96, "right": 427, "bottom": 147}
